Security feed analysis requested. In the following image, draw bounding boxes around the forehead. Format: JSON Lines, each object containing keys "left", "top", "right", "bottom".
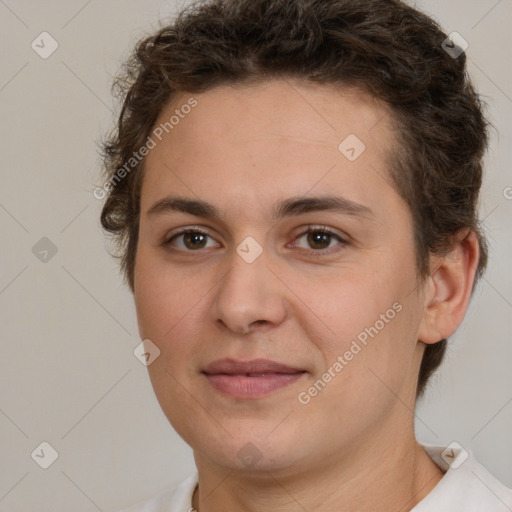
{"left": 140, "top": 79, "right": 400, "bottom": 217}
{"left": 152, "top": 79, "right": 392, "bottom": 151}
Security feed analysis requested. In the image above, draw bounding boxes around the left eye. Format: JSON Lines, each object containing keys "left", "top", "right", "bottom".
{"left": 293, "top": 228, "right": 346, "bottom": 252}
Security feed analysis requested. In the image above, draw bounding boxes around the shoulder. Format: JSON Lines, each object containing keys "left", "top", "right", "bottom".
{"left": 413, "top": 444, "right": 512, "bottom": 512}
{"left": 114, "top": 472, "right": 198, "bottom": 512}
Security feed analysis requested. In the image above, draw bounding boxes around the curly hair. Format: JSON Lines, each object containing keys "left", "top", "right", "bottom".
{"left": 99, "top": 0, "right": 489, "bottom": 399}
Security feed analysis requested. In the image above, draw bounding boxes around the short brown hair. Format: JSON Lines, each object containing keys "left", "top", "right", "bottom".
{"left": 99, "top": 0, "right": 489, "bottom": 399}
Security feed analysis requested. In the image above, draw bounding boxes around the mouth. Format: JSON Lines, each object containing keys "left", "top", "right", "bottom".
{"left": 202, "top": 358, "right": 307, "bottom": 399}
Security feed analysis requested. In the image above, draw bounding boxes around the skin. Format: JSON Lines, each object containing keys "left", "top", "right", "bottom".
{"left": 133, "top": 79, "right": 479, "bottom": 511}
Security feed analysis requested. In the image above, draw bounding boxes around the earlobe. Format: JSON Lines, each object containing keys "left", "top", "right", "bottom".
{"left": 418, "top": 230, "right": 480, "bottom": 345}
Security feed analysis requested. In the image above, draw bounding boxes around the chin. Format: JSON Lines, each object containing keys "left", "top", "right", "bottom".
{"left": 187, "top": 428, "right": 311, "bottom": 474}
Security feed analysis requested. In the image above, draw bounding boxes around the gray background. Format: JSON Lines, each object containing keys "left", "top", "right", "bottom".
{"left": 0, "top": 0, "right": 510, "bottom": 510}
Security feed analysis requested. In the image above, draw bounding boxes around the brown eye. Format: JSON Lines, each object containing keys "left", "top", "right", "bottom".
{"left": 182, "top": 232, "right": 208, "bottom": 250}
{"left": 165, "top": 230, "right": 218, "bottom": 251}
{"left": 293, "top": 227, "right": 347, "bottom": 254}
{"left": 306, "top": 231, "right": 332, "bottom": 250}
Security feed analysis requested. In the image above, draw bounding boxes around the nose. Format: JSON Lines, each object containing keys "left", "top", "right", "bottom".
{"left": 211, "top": 244, "right": 288, "bottom": 335}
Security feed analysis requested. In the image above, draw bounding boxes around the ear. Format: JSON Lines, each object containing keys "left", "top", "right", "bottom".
{"left": 418, "top": 230, "right": 480, "bottom": 345}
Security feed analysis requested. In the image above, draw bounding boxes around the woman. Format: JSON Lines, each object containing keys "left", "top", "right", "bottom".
{"left": 99, "top": 0, "right": 512, "bottom": 510}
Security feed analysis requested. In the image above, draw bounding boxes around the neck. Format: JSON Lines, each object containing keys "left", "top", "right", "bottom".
{"left": 191, "top": 431, "right": 444, "bottom": 512}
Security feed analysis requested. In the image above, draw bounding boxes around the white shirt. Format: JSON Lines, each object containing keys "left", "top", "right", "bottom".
{"left": 117, "top": 444, "right": 512, "bottom": 511}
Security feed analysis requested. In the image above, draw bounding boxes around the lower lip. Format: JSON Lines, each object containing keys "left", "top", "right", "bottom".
{"left": 204, "top": 373, "right": 306, "bottom": 399}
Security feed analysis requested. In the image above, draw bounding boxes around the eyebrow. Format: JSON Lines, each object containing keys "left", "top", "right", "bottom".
{"left": 146, "top": 195, "right": 374, "bottom": 221}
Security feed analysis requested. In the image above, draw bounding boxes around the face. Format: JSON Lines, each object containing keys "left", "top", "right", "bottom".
{"left": 134, "top": 79, "right": 428, "bottom": 475}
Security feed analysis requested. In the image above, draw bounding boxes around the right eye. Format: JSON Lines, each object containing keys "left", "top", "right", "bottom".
{"left": 164, "top": 228, "right": 220, "bottom": 251}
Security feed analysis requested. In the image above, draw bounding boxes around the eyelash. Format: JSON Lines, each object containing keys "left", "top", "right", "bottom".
{"left": 163, "top": 225, "right": 348, "bottom": 256}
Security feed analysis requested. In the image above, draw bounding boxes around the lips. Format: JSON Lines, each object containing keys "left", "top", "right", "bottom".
{"left": 203, "top": 358, "right": 304, "bottom": 375}
{"left": 202, "top": 358, "right": 306, "bottom": 399}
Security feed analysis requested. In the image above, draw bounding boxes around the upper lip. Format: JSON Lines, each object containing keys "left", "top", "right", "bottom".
{"left": 202, "top": 358, "right": 305, "bottom": 375}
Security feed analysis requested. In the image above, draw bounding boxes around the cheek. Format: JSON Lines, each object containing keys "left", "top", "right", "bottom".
{"left": 133, "top": 248, "right": 214, "bottom": 393}
{"left": 134, "top": 247, "right": 203, "bottom": 340}
{"left": 292, "top": 261, "right": 421, "bottom": 396}
{"left": 289, "top": 265, "right": 405, "bottom": 350}
{"left": 133, "top": 252, "right": 204, "bottom": 423}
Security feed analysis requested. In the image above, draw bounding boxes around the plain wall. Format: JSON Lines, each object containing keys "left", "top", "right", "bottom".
{"left": 0, "top": 1, "right": 510, "bottom": 510}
